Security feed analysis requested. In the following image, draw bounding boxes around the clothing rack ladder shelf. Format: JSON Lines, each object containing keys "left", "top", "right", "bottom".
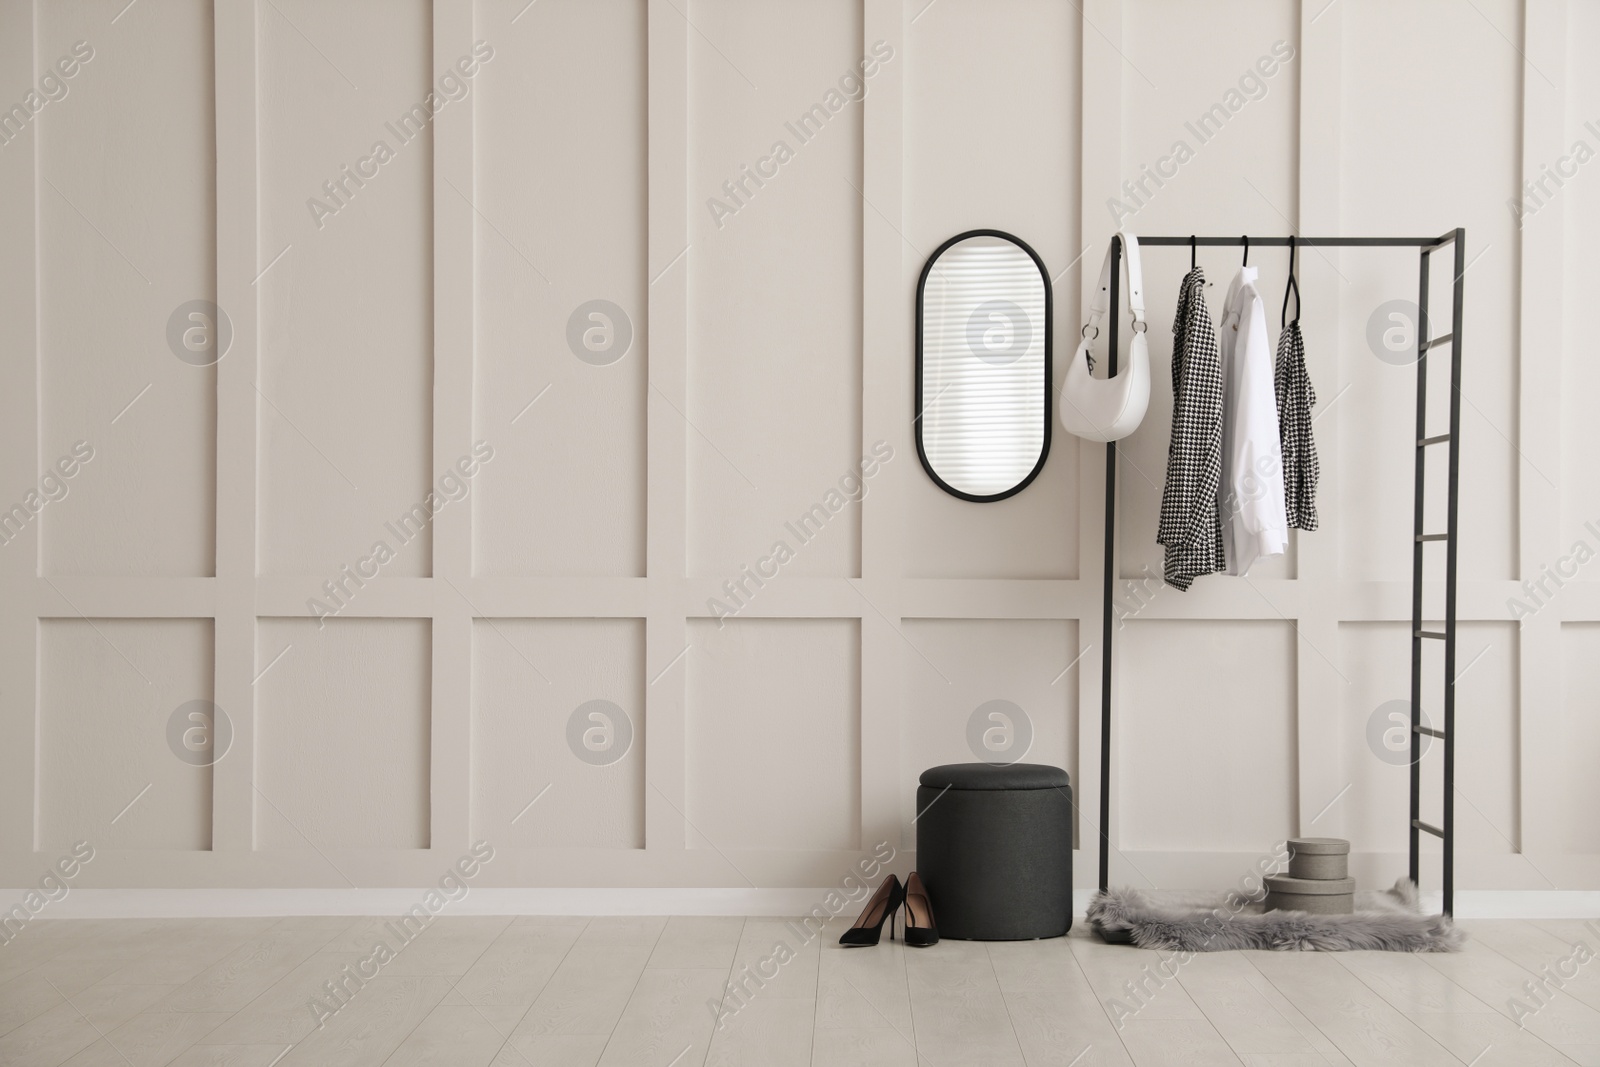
{"left": 1093, "top": 231, "right": 1465, "bottom": 923}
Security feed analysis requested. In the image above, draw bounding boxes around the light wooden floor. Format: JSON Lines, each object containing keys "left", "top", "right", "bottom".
{"left": 0, "top": 914, "right": 1597, "bottom": 1066}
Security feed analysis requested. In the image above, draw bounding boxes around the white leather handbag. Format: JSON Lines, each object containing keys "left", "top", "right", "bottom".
{"left": 1059, "top": 232, "right": 1151, "bottom": 442}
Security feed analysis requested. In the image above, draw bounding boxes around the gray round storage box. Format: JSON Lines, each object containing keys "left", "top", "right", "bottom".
{"left": 915, "top": 763, "right": 1073, "bottom": 940}
{"left": 1286, "top": 837, "right": 1350, "bottom": 880}
{"left": 1263, "top": 873, "right": 1355, "bottom": 915}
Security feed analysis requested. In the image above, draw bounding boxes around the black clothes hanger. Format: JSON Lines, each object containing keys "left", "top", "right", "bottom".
{"left": 1189, "top": 235, "right": 1212, "bottom": 286}
{"left": 1241, "top": 234, "right": 1250, "bottom": 266}
{"left": 1282, "top": 235, "right": 1301, "bottom": 328}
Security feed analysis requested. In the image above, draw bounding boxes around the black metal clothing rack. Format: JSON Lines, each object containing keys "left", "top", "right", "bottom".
{"left": 1094, "top": 231, "right": 1465, "bottom": 917}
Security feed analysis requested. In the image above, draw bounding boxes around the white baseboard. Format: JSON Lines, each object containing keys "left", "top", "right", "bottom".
{"left": 5, "top": 887, "right": 1600, "bottom": 919}
{"left": 1441, "top": 890, "right": 1600, "bottom": 919}
{"left": 3, "top": 888, "right": 828, "bottom": 919}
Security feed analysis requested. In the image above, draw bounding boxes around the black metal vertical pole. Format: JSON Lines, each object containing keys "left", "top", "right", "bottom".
{"left": 1443, "top": 229, "right": 1465, "bottom": 917}
{"left": 1098, "top": 236, "right": 1120, "bottom": 892}
{"left": 1409, "top": 250, "right": 1430, "bottom": 888}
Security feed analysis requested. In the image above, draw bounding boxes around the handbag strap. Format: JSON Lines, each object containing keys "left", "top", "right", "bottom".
{"left": 1085, "top": 231, "right": 1146, "bottom": 339}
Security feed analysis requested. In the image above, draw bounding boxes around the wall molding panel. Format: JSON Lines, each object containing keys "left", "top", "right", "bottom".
{"left": 0, "top": 0, "right": 1594, "bottom": 905}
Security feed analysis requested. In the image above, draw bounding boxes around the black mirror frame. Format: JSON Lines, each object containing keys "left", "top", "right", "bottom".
{"left": 914, "top": 228, "right": 1053, "bottom": 503}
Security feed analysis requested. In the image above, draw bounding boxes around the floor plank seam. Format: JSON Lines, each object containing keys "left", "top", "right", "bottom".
{"left": 1066, "top": 929, "right": 1144, "bottom": 1063}
{"left": 1243, "top": 951, "right": 1371, "bottom": 1065}
{"left": 701, "top": 916, "right": 747, "bottom": 1067}
{"left": 807, "top": 918, "right": 822, "bottom": 1067}
{"left": 1323, "top": 951, "right": 1473, "bottom": 1065}
{"left": 379, "top": 915, "right": 516, "bottom": 1067}
{"left": 1423, "top": 922, "right": 1594, "bottom": 1064}
{"left": 984, "top": 940, "right": 1034, "bottom": 1065}
{"left": 1171, "top": 961, "right": 1266, "bottom": 1065}
{"left": 504, "top": 916, "right": 592, "bottom": 1066}
{"left": 585, "top": 918, "right": 669, "bottom": 1067}
{"left": 899, "top": 922, "right": 921, "bottom": 1065}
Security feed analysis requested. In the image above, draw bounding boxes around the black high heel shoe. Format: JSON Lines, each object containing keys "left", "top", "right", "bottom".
{"left": 902, "top": 872, "right": 939, "bottom": 947}
{"left": 839, "top": 874, "right": 904, "bottom": 946}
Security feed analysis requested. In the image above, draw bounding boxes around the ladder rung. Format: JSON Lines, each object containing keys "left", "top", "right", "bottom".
{"left": 1422, "top": 332, "right": 1454, "bottom": 351}
{"left": 1416, "top": 630, "right": 1448, "bottom": 640}
{"left": 1414, "top": 724, "right": 1446, "bottom": 739}
{"left": 1416, "top": 533, "right": 1448, "bottom": 542}
{"left": 1413, "top": 820, "right": 1445, "bottom": 838}
{"left": 1418, "top": 433, "right": 1451, "bottom": 447}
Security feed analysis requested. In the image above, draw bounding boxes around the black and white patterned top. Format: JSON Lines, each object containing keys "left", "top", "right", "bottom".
{"left": 1274, "top": 318, "right": 1319, "bottom": 530}
{"left": 1157, "top": 267, "right": 1226, "bottom": 590}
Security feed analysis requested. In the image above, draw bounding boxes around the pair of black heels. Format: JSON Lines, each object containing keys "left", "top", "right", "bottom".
{"left": 839, "top": 873, "right": 939, "bottom": 947}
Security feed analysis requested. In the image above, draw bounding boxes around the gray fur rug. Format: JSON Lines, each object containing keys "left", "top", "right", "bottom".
{"left": 1087, "top": 879, "right": 1464, "bottom": 952}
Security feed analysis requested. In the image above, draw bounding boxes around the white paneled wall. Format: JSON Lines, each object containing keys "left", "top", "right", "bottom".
{"left": 1118, "top": 621, "right": 1298, "bottom": 854}
{"left": 903, "top": 0, "right": 1081, "bottom": 580}
{"left": 472, "top": 0, "right": 647, "bottom": 579}
{"left": 470, "top": 617, "right": 645, "bottom": 849}
{"left": 255, "top": 618, "right": 433, "bottom": 851}
{"left": 0, "top": 0, "right": 1595, "bottom": 897}
{"left": 39, "top": 1, "right": 217, "bottom": 577}
{"left": 39, "top": 619, "right": 215, "bottom": 851}
{"left": 898, "top": 619, "right": 1081, "bottom": 845}
{"left": 686, "top": 619, "right": 862, "bottom": 856}
{"left": 1338, "top": 2, "right": 1521, "bottom": 585}
{"left": 258, "top": 0, "right": 436, "bottom": 580}
{"left": 687, "top": 0, "right": 865, "bottom": 581}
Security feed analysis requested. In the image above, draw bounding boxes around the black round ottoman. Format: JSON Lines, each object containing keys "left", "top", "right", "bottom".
{"left": 915, "top": 763, "right": 1073, "bottom": 940}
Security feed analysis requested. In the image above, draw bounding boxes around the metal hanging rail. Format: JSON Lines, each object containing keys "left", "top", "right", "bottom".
{"left": 1094, "top": 230, "right": 1465, "bottom": 918}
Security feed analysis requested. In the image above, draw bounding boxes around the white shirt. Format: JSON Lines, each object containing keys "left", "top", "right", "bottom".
{"left": 1216, "top": 266, "right": 1288, "bottom": 575}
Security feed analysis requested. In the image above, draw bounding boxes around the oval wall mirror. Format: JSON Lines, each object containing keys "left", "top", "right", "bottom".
{"left": 915, "top": 230, "right": 1052, "bottom": 502}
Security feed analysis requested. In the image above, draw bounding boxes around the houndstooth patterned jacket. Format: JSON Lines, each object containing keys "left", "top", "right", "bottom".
{"left": 1157, "top": 267, "right": 1227, "bottom": 590}
{"left": 1274, "top": 318, "right": 1319, "bottom": 530}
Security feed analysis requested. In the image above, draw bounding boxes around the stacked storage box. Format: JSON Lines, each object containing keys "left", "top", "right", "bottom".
{"left": 1263, "top": 838, "right": 1354, "bottom": 915}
